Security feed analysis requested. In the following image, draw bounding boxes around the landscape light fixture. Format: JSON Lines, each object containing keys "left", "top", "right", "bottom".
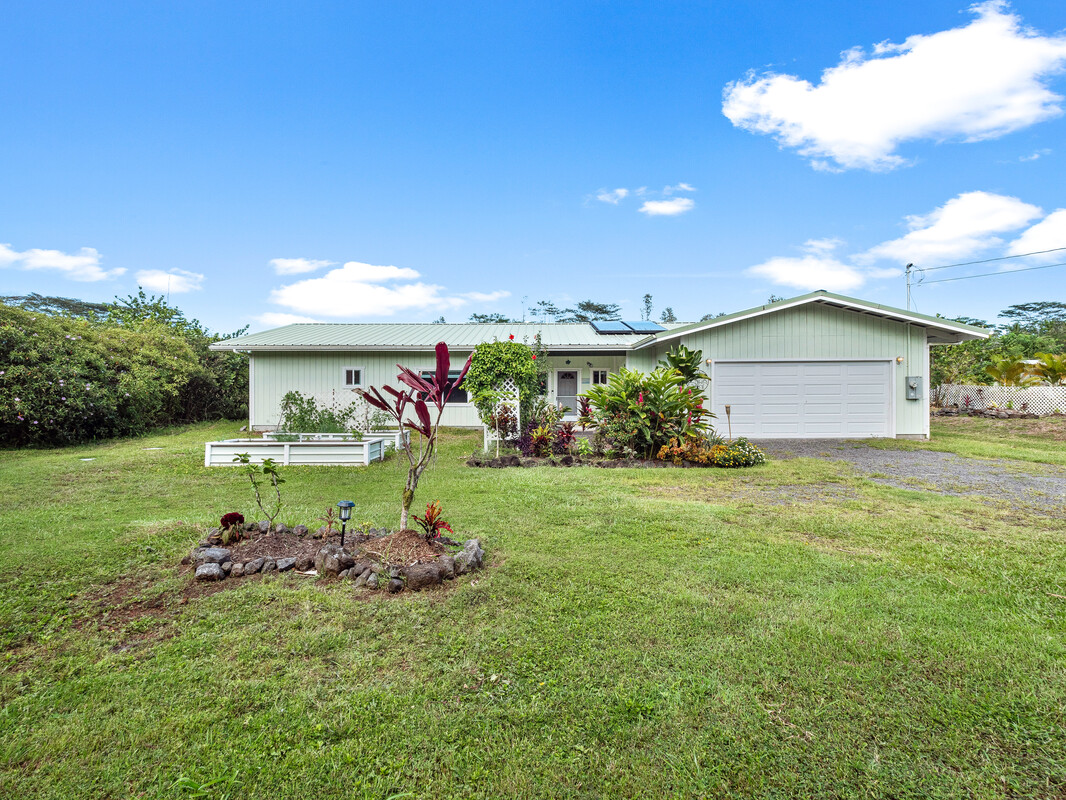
{"left": 896, "top": 356, "right": 905, "bottom": 364}
{"left": 336, "top": 500, "right": 354, "bottom": 548}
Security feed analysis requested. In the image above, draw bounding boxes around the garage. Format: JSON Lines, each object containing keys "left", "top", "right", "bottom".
{"left": 711, "top": 360, "right": 894, "bottom": 439}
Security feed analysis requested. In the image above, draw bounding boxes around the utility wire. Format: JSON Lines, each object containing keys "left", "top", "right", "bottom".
{"left": 919, "top": 245, "right": 1066, "bottom": 272}
{"left": 921, "top": 260, "right": 1066, "bottom": 285}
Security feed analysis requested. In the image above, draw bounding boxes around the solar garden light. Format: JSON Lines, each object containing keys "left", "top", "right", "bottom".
{"left": 337, "top": 500, "right": 355, "bottom": 548}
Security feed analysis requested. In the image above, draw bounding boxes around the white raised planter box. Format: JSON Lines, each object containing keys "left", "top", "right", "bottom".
{"left": 261, "top": 430, "right": 409, "bottom": 450}
{"left": 205, "top": 438, "right": 387, "bottom": 467}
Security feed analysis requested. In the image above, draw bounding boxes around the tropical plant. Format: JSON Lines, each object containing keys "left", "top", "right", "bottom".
{"left": 582, "top": 367, "right": 713, "bottom": 458}
{"left": 233, "top": 455, "right": 284, "bottom": 530}
{"left": 554, "top": 421, "right": 577, "bottom": 454}
{"left": 318, "top": 506, "right": 338, "bottom": 536}
{"left": 218, "top": 512, "right": 246, "bottom": 545}
{"left": 658, "top": 344, "right": 705, "bottom": 384}
{"left": 984, "top": 357, "right": 1039, "bottom": 386}
{"left": 1033, "top": 352, "right": 1066, "bottom": 385}
{"left": 577, "top": 396, "right": 594, "bottom": 430}
{"left": 356, "top": 342, "right": 473, "bottom": 530}
{"left": 413, "top": 500, "right": 454, "bottom": 540}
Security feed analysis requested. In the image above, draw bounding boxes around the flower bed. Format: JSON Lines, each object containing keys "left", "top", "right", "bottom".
{"left": 183, "top": 522, "right": 484, "bottom": 594}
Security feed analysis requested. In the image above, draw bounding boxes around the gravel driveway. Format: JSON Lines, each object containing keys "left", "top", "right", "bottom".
{"left": 754, "top": 439, "right": 1066, "bottom": 512}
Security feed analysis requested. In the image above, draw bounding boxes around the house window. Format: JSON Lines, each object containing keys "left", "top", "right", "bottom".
{"left": 343, "top": 368, "right": 362, "bottom": 387}
{"left": 592, "top": 369, "right": 608, "bottom": 384}
{"left": 419, "top": 370, "right": 469, "bottom": 404}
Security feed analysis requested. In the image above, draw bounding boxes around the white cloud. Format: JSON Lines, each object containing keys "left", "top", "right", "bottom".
{"left": 269, "top": 257, "right": 335, "bottom": 275}
{"left": 1019, "top": 148, "right": 1052, "bottom": 161}
{"left": 723, "top": 2, "right": 1066, "bottom": 170}
{"left": 862, "top": 191, "right": 1042, "bottom": 264}
{"left": 255, "top": 312, "right": 322, "bottom": 326}
{"left": 135, "top": 268, "right": 205, "bottom": 293}
{"left": 1006, "top": 208, "right": 1066, "bottom": 264}
{"left": 747, "top": 239, "right": 866, "bottom": 292}
{"left": 0, "top": 242, "right": 124, "bottom": 281}
{"left": 663, "top": 182, "right": 697, "bottom": 194}
{"left": 595, "top": 188, "right": 629, "bottom": 204}
{"left": 746, "top": 190, "right": 1058, "bottom": 293}
{"left": 270, "top": 260, "right": 510, "bottom": 318}
{"left": 639, "top": 198, "right": 696, "bottom": 217}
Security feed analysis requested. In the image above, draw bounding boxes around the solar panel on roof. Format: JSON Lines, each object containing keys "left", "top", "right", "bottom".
{"left": 623, "top": 320, "right": 666, "bottom": 332}
{"left": 590, "top": 320, "right": 632, "bottom": 334}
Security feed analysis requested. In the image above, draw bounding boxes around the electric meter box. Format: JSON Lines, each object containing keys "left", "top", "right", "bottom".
{"left": 905, "top": 377, "right": 922, "bottom": 400}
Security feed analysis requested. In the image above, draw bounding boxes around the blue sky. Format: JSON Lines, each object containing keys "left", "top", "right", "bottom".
{"left": 2, "top": 0, "right": 1066, "bottom": 332}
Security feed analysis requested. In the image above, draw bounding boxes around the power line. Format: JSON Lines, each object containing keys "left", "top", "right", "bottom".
{"left": 921, "top": 260, "right": 1066, "bottom": 285}
{"left": 919, "top": 245, "right": 1066, "bottom": 273}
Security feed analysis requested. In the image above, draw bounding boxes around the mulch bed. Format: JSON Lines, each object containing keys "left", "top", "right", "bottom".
{"left": 361, "top": 529, "right": 449, "bottom": 565}
{"left": 468, "top": 454, "right": 700, "bottom": 469}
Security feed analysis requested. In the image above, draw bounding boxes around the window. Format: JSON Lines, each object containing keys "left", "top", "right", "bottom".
{"left": 343, "top": 368, "right": 362, "bottom": 387}
{"left": 419, "top": 370, "right": 469, "bottom": 403}
{"left": 592, "top": 369, "right": 608, "bottom": 384}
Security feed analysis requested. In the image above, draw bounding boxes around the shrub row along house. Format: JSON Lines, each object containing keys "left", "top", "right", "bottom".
{"left": 211, "top": 291, "right": 987, "bottom": 439}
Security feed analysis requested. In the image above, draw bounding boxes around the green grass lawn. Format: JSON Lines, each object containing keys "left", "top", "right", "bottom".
{"left": 1, "top": 420, "right": 1064, "bottom": 799}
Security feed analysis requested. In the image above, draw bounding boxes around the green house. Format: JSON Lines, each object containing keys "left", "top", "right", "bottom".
{"left": 210, "top": 291, "right": 987, "bottom": 439}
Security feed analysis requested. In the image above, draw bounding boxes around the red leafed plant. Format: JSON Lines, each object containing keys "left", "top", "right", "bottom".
{"left": 356, "top": 342, "right": 473, "bottom": 530}
{"left": 413, "top": 500, "right": 453, "bottom": 540}
{"left": 219, "top": 512, "right": 246, "bottom": 545}
{"left": 220, "top": 512, "right": 245, "bottom": 529}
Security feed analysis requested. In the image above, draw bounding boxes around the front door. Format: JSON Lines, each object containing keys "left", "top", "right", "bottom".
{"left": 556, "top": 371, "right": 578, "bottom": 413}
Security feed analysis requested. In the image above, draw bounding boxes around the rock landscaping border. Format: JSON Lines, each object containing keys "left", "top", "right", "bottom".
{"left": 467, "top": 453, "right": 701, "bottom": 469}
{"left": 183, "top": 523, "right": 484, "bottom": 594}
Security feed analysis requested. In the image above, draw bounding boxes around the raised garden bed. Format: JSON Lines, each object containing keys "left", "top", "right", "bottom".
{"left": 261, "top": 429, "right": 409, "bottom": 450}
{"left": 204, "top": 437, "right": 388, "bottom": 467}
{"left": 182, "top": 523, "right": 484, "bottom": 593}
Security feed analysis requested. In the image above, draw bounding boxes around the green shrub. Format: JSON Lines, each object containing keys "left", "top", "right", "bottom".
{"left": 464, "top": 339, "right": 542, "bottom": 426}
{"left": 583, "top": 367, "right": 713, "bottom": 458}
{"left": 0, "top": 304, "right": 200, "bottom": 445}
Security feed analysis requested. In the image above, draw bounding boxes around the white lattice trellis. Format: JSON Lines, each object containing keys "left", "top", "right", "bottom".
{"left": 482, "top": 378, "right": 521, "bottom": 453}
{"left": 934, "top": 384, "right": 1066, "bottom": 416}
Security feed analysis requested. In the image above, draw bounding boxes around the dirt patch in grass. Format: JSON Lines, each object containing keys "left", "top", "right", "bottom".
{"left": 647, "top": 482, "right": 860, "bottom": 507}
{"left": 361, "top": 528, "right": 449, "bottom": 566}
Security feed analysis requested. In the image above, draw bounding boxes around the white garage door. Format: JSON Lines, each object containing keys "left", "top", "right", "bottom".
{"left": 712, "top": 361, "right": 893, "bottom": 439}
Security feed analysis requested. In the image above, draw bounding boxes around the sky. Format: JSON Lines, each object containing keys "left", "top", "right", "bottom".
{"left": 2, "top": 0, "right": 1066, "bottom": 333}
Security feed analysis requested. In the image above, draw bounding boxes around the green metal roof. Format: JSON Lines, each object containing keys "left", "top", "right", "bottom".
{"left": 209, "top": 322, "right": 674, "bottom": 351}
{"left": 211, "top": 291, "right": 990, "bottom": 352}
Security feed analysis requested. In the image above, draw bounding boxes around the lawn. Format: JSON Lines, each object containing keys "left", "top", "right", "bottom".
{"left": 1, "top": 420, "right": 1064, "bottom": 799}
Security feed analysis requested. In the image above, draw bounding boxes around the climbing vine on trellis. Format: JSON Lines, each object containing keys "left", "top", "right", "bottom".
{"left": 464, "top": 338, "right": 542, "bottom": 427}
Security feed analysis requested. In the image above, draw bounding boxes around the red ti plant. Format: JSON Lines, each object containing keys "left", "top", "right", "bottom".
{"left": 413, "top": 500, "right": 454, "bottom": 540}
{"left": 356, "top": 342, "right": 473, "bottom": 530}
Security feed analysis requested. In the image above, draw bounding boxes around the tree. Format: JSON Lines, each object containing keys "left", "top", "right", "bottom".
{"left": 660, "top": 307, "right": 677, "bottom": 323}
{"left": 767, "top": 295, "right": 785, "bottom": 304}
{"left": 641, "top": 294, "right": 653, "bottom": 322}
{"left": 700, "top": 312, "right": 727, "bottom": 321}
{"left": 985, "top": 356, "right": 1039, "bottom": 387}
{"left": 999, "top": 302, "right": 1066, "bottom": 329}
{"left": 469, "top": 312, "right": 512, "bottom": 323}
{"left": 357, "top": 343, "right": 472, "bottom": 530}
{"left": 528, "top": 300, "right": 563, "bottom": 322}
{"left": 0, "top": 293, "right": 109, "bottom": 319}
{"left": 559, "top": 300, "right": 622, "bottom": 323}
{"left": 1033, "top": 352, "right": 1066, "bottom": 385}
{"left": 432, "top": 316, "right": 446, "bottom": 324}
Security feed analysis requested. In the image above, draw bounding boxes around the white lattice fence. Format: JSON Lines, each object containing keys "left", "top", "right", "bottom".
{"left": 934, "top": 384, "right": 1066, "bottom": 415}
{"left": 482, "top": 378, "right": 521, "bottom": 452}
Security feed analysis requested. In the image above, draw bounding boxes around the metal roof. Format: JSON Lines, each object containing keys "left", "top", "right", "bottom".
{"left": 211, "top": 291, "right": 990, "bottom": 352}
{"left": 209, "top": 322, "right": 663, "bottom": 352}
